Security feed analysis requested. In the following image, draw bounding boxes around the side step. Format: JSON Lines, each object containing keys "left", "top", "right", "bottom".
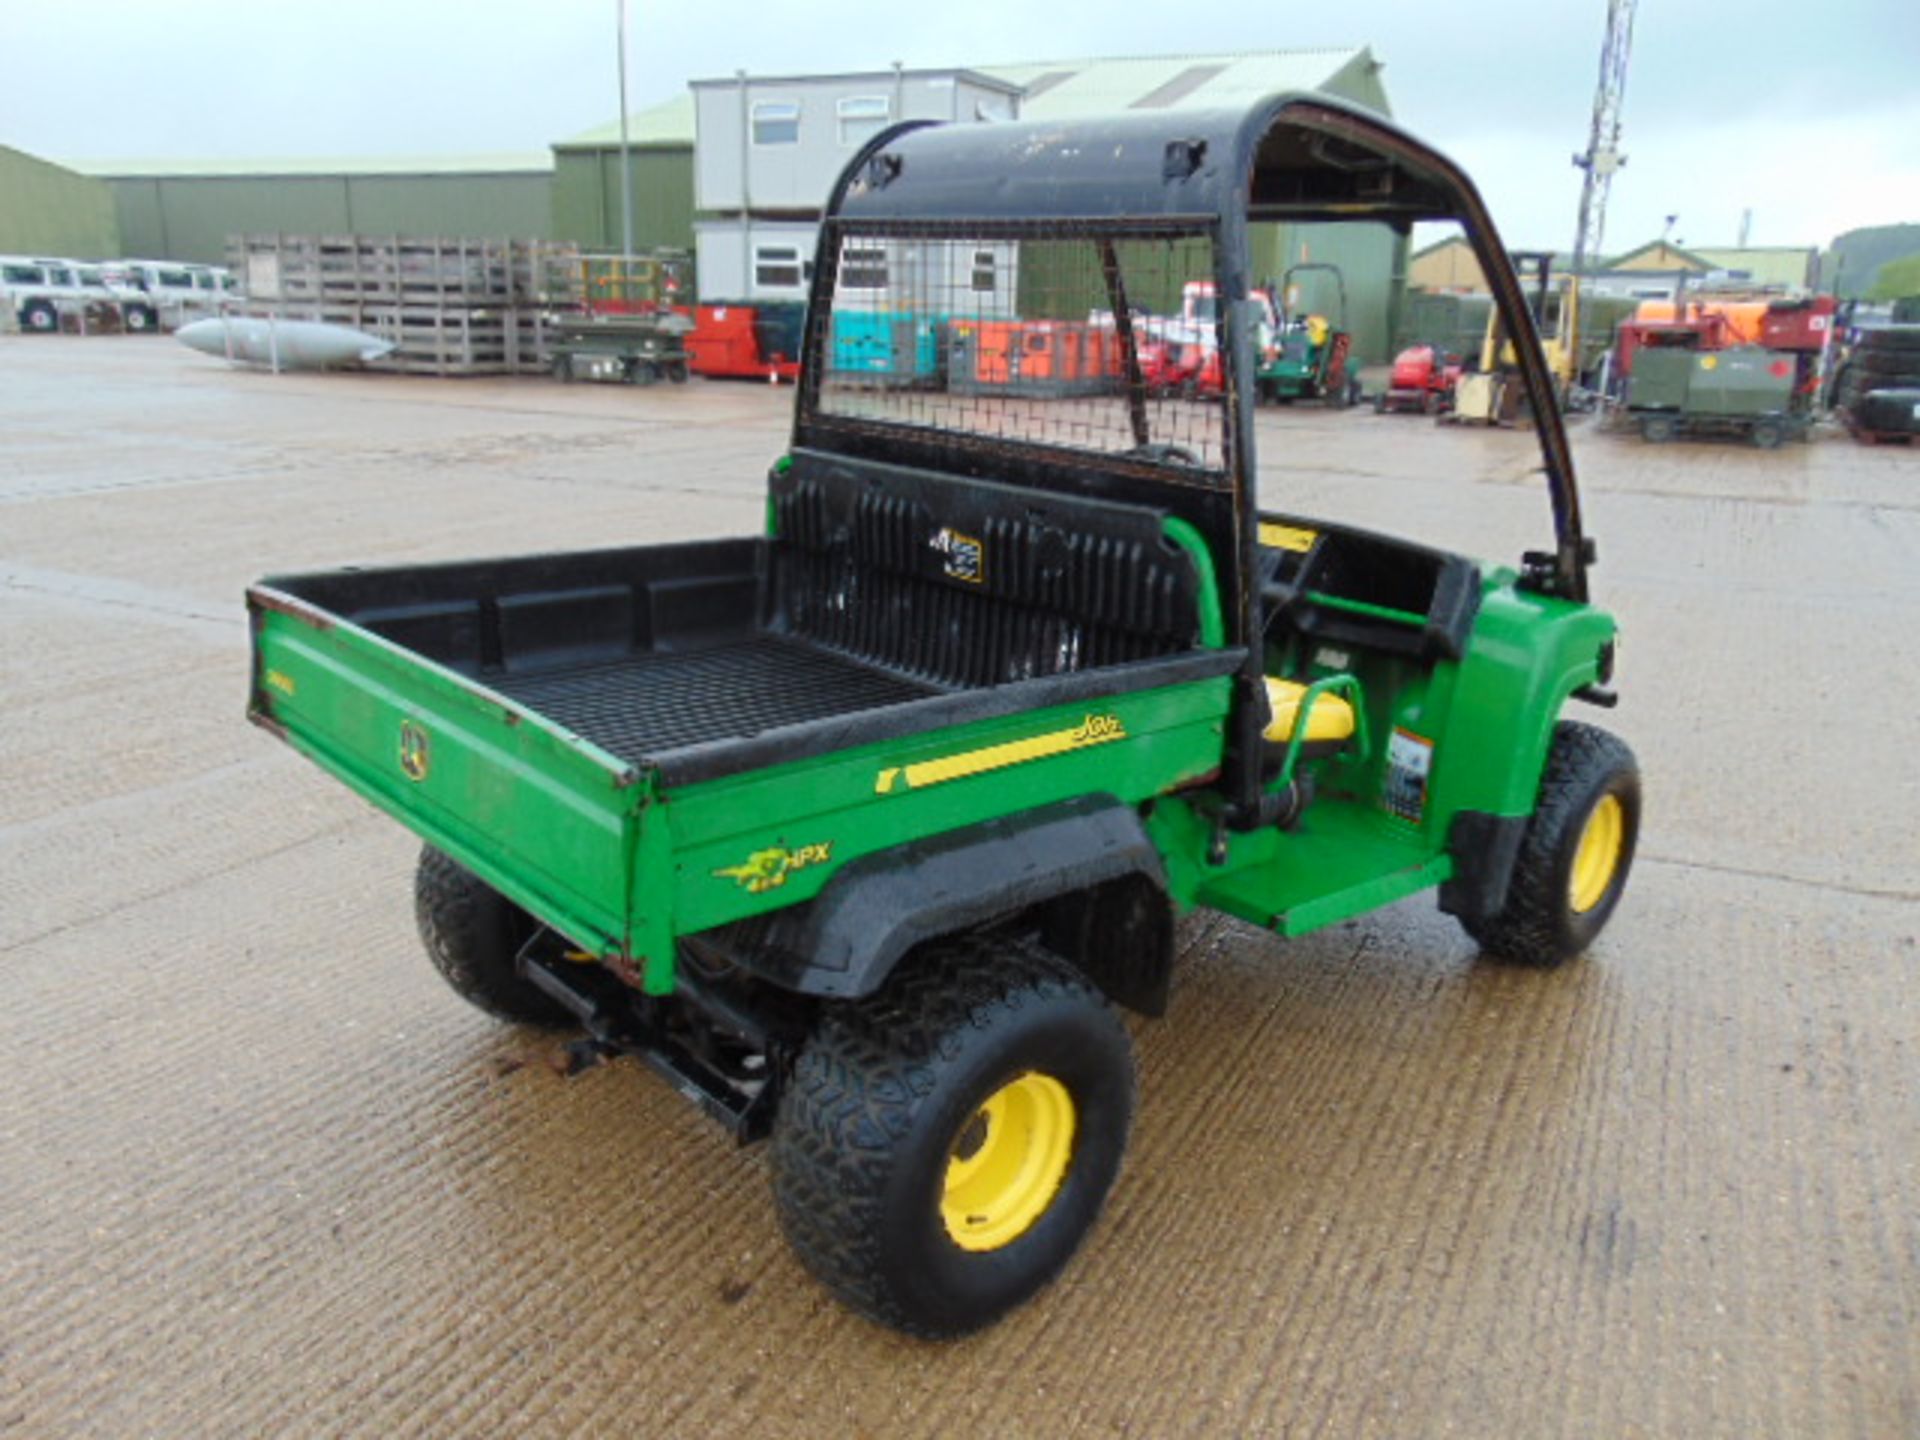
{"left": 517, "top": 937, "right": 778, "bottom": 1143}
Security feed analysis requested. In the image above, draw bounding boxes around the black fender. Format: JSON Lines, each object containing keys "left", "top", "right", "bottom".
{"left": 692, "top": 795, "right": 1170, "bottom": 1005}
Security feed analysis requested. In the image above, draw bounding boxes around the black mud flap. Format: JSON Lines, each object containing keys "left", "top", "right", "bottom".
{"left": 1437, "top": 810, "right": 1528, "bottom": 921}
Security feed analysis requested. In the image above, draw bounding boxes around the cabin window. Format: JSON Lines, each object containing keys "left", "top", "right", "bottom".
{"left": 755, "top": 246, "right": 804, "bottom": 288}
{"left": 840, "top": 246, "right": 888, "bottom": 290}
{"left": 752, "top": 101, "right": 800, "bottom": 145}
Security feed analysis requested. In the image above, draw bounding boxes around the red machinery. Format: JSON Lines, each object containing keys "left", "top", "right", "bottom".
{"left": 1759, "top": 294, "right": 1838, "bottom": 352}
{"left": 1613, "top": 314, "right": 1735, "bottom": 380}
{"left": 1614, "top": 295, "right": 1835, "bottom": 401}
{"left": 1376, "top": 344, "right": 1462, "bottom": 413}
{"left": 686, "top": 304, "right": 803, "bottom": 383}
{"left": 1136, "top": 281, "right": 1274, "bottom": 398}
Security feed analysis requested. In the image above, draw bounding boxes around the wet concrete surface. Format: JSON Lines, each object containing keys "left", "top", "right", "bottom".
{"left": 2, "top": 336, "right": 1916, "bottom": 1436}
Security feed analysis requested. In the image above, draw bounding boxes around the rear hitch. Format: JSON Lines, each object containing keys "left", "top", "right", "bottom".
{"left": 515, "top": 931, "right": 781, "bottom": 1143}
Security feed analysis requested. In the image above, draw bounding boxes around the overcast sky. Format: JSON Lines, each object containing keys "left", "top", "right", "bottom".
{"left": 5, "top": 0, "right": 1916, "bottom": 252}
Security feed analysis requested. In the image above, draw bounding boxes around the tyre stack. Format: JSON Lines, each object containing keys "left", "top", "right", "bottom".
{"left": 1833, "top": 325, "right": 1920, "bottom": 444}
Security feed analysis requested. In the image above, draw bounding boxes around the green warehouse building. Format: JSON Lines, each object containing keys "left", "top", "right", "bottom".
{"left": 56, "top": 47, "right": 1405, "bottom": 361}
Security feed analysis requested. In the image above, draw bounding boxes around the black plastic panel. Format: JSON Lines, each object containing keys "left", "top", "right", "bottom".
{"left": 771, "top": 450, "right": 1204, "bottom": 687}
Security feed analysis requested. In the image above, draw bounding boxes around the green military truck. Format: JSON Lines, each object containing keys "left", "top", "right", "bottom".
{"left": 1628, "top": 345, "right": 1808, "bottom": 448}
{"left": 248, "top": 95, "right": 1639, "bottom": 1337}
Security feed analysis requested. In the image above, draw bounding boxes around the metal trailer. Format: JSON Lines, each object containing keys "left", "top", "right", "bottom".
{"left": 1628, "top": 346, "right": 1807, "bottom": 448}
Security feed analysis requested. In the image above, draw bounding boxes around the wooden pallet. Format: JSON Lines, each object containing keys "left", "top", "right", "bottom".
{"left": 230, "top": 234, "right": 581, "bottom": 308}
{"left": 232, "top": 232, "right": 592, "bottom": 377}
{"left": 246, "top": 298, "right": 573, "bottom": 377}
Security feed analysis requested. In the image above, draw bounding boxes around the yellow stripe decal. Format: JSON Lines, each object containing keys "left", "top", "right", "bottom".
{"left": 1259, "top": 521, "right": 1318, "bottom": 553}
{"left": 876, "top": 714, "right": 1127, "bottom": 794}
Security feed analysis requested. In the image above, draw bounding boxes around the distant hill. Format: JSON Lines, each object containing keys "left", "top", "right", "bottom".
{"left": 1823, "top": 224, "right": 1920, "bottom": 298}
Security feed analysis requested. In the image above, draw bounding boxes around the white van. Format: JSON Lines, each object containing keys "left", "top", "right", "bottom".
{"left": 72, "top": 262, "right": 159, "bottom": 331}
{"left": 112, "top": 260, "right": 228, "bottom": 328}
{"left": 0, "top": 256, "right": 146, "bottom": 332}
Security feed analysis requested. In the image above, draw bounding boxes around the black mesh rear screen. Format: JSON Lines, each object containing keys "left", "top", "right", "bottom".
{"left": 807, "top": 218, "right": 1229, "bottom": 482}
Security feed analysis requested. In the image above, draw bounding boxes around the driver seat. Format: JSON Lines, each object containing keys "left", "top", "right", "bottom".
{"left": 1261, "top": 676, "right": 1355, "bottom": 758}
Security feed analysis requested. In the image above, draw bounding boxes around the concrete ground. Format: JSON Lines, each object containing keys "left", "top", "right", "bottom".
{"left": 3, "top": 337, "right": 1916, "bottom": 1437}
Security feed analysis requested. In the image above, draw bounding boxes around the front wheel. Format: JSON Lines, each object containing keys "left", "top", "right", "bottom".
{"left": 769, "top": 936, "right": 1134, "bottom": 1337}
{"left": 1462, "top": 722, "right": 1640, "bottom": 967}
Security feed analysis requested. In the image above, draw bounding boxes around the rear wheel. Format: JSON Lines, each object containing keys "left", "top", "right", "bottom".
{"left": 1639, "top": 413, "right": 1677, "bottom": 443}
{"left": 769, "top": 935, "right": 1134, "bottom": 1337}
{"left": 414, "top": 846, "right": 572, "bottom": 1026}
{"left": 21, "top": 300, "right": 56, "bottom": 333}
{"left": 1462, "top": 722, "right": 1640, "bottom": 968}
{"left": 123, "top": 304, "right": 157, "bottom": 333}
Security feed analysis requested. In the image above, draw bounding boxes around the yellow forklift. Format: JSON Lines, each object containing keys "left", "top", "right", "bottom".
{"left": 1451, "top": 251, "right": 1580, "bottom": 425}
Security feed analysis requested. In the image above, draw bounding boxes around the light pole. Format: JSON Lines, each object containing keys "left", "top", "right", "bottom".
{"left": 617, "top": 0, "right": 634, "bottom": 256}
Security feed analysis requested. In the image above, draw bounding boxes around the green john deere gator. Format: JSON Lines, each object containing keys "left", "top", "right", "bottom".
{"left": 247, "top": 94, "right": 1639, "bottom": 1338}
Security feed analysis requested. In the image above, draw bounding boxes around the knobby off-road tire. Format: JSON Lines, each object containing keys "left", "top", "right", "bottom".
{"left": 1462, "top": 721, "right": 1640, "bottom": 968}
{"left": 414, "top": 846, "right": 572, "bottom": 1027}
{"left": 770, "top": 935, "right": 1135, "bottom": 1338}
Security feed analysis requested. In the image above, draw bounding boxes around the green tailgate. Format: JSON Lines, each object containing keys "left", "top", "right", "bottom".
{"left": 250, "top": 591, "right": 646, "bottom": 961}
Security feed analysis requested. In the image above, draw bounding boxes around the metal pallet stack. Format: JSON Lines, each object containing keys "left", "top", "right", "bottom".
{"left": 228, "top": 234, "right": 583, "bottom": 376}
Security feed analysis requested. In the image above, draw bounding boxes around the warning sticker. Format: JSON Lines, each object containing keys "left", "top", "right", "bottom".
{"left": 1383, "top": 728, "right": 1434, "bottom": 823}
{"left": 931, "top": 527, "right": 985, "bottom": 584}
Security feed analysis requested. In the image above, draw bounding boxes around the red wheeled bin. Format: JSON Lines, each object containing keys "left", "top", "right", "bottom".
{"left": 686, "top": 303, "right": 804, "bottom": 383}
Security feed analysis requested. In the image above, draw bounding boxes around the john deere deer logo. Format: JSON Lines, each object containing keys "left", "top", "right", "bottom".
{"left": 398, "top": 720, "right": 431, "bottom": 782}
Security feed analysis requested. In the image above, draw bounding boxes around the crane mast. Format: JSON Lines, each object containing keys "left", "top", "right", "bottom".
{"left": 1569, "top": 0, "right": 1637, "bottom": 366}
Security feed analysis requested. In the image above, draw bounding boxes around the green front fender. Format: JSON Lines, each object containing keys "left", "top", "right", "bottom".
{"left": 1429, "top": 576, "right": 1617, "bottom": 822}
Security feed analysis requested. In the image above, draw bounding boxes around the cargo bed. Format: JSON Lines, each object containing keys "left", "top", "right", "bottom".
{"left": 247, "top": 454, "right": 1241, "bottom": 991}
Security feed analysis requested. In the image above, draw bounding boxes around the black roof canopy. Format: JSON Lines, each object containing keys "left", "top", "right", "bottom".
{"left": 833, "top": 93, "right": 1472, "bottom": 229}
{"left": 803, "top": 90, "right": 1589, "bottom": 611}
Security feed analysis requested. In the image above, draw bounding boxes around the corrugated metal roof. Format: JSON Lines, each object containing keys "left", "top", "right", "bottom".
{"left": 1129, "top": 63, "right": 1232, "bottom": 110}
{"left": 69, "top": 153, "right": 552, "bottom": 178}
{"left": 557, "top": 49, "right": 1372, "bottom": 150}
{"left": 1690, "top": 246, "right": 1818, "bottom": 288}
{"left": 556, "top": 94, "right": 697, "bottom": 150}
{"left": 982, "top": 49, "right": 1369, "bottom": 118}
{"left": 687, "top": 67, "right": 1022, "bottom": 94}
{"left": 1602, "top": 239, "right": 1717, "bottom": 272}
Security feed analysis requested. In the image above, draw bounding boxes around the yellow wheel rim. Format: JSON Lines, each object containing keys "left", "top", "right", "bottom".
{"left": 941, "top": 1072, "right": 1076, "bottom": 1252}
{"left": 1569, "top": 793, "right": 1625, "bottom": 914}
